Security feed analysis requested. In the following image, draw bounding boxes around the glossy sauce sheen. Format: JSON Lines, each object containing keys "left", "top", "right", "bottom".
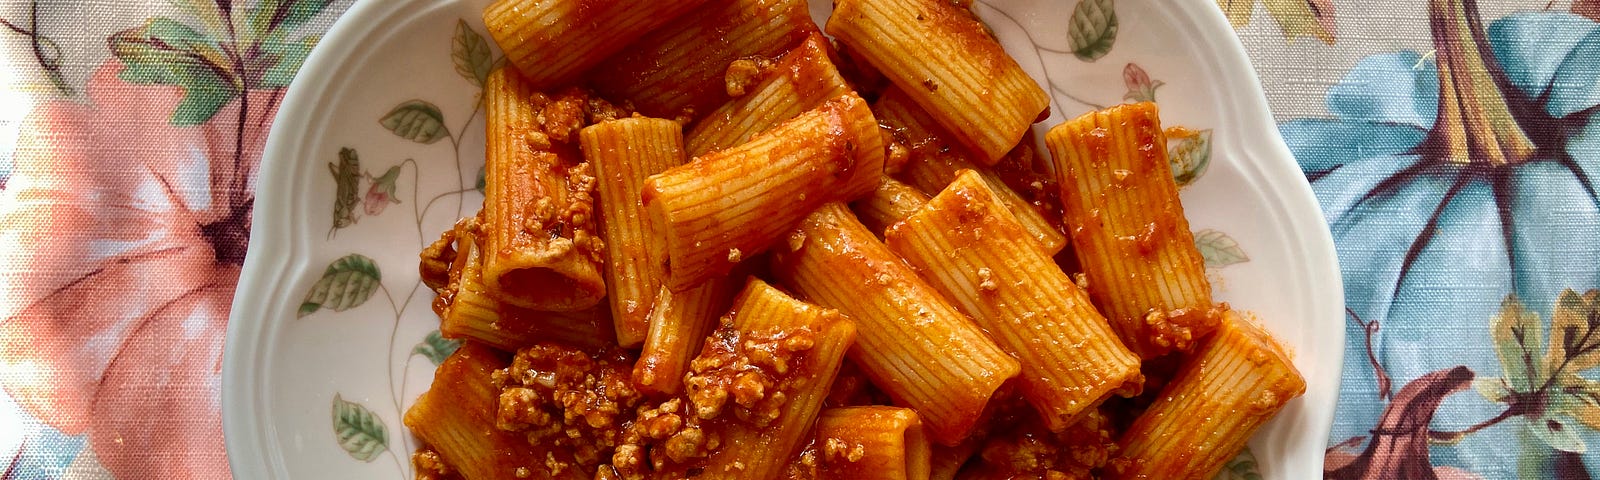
{"left": 1046, "top": 102, "right": 1221, "bottom": 359}
{"left": 587, "top": 0, "right": 818, "bottom": 118}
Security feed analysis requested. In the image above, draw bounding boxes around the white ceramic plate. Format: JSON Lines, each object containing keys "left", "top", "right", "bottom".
{"left": 223, "top": 0, "right": 1343, "bottom": 478}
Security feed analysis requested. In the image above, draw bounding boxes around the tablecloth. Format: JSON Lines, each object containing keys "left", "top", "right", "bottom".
{"left": 1, "top": 0, "right": 1597, "bottom": 478}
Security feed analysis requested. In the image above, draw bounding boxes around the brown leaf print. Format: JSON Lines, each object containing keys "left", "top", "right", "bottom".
{"left": 1325, "top": 366, "right": 1483, "bottom": 480}
{"left": 1575, "top": 0, "right": 1600, "bottom": 23}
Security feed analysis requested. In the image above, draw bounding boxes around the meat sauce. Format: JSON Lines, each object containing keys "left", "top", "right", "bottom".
{"left": 441, "top": 316, "right": 818, "bottom": 480}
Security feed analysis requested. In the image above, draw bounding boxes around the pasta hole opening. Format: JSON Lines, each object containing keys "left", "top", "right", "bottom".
{"left": 503, "top": 267, "right": 584, "bottom": 307}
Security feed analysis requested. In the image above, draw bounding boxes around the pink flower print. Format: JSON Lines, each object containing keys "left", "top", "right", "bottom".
{"left": 363, "top": 165, "right": 403, "bottom": 216}
{"left": 0, "top": 59, "right": 280, "bottom": 479}
{"left": 1121, "top": 63, "right": 1163, "bottom": 103}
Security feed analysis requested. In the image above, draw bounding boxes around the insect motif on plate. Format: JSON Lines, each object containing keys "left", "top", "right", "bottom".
{"left": 329, "top": 147, "right": 364, "bottom": 237}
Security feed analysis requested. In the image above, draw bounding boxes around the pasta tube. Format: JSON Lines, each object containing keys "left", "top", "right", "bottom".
{"left": 1044, "top": 102, "right": 1221, "bottom": 358}
{"left": 580, "top": 117, "right": 686, "bottom": 347}
{"left": 685, "top": 32, "right": 851, "bottom": 156}
{"left": 481, "top": 67, "right": 606, "bottom": 311}
{"left": 437, "top": 223, "right": 612, "bottom": 351}
{"left": 874, "top": 87, "right": 1066, "bottom": 255}
{"left": 852, "top": 176, "right": 930, "bottom": 237}
{"left": 885, "top": 170, "right": 1142, "bottom": 430}
{"left": 659, "top": 278, "right": 858, "bottom": 480}
{"left": 483, "top": 0, "right": 708, "bottom": 89}
{"left": 631, "top": 277, "right": 741, "bottom": 396}
{"left": 404, "top": 342, "right": 586, "bottom": 480}
{"left": 770, "top": 202, "right": 1020, "bottom": 445}
{"left": 644, "top": 93, "right": 885, "bottom": 291}
{"left": 816, "top": 407, "right": 933, "bottom": 480}
{"left": 704, "top": 278, "right": 856, "bottom": 479}
{"left": 827, "top": 0, "right": 1048, "bottom": 164}
{"left": 588, "top": 0, "right": 818, "bottom": 119}
{"left": 1106, "top": 311, "right": 1306, "bottom": 479}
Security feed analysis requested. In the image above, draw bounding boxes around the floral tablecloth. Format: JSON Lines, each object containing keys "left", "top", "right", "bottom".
{"left": 2, "top": 0, "right": 1598, "bottom": 478}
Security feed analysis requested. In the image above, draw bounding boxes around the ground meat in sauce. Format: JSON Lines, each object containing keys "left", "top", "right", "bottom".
{"left": 882, "top": 136, "right": 911, "bottom": 175}
{"left": 964, "top": 408, "right": 1120, "bottom": 479}
{"left": 422, "top": 217, "right": 483, "bottom": 318}
{"left": 481, "top": 319, "right": 816, "bottom": 480}
{"left": 586, "top": 96, "right": 634, "bottom": 125}
{"left": 723, "top": 57, "right": 775, "bottom": 97}
{"left": 684, "top": 319, "right": 816, "bottom": 426}
{"left": 562, "top": 161, "right": 605, "bottom": 265}
{"left": 779, "top": 440, "right": 820, "bottom": 480}
{"left": 609, "top": 320, "right": 818, "bottom": 480}
{"left": 411, "top": 445, "right": 461, "bottom": 480}
{"left": 504, "top": 88, "right": 634, "bottom": 276}
{"left": 493, "top": 345, "right": 644, "bottom": 474}
{"left": 534, "top": 88, "right": 590, "bottom": 145}
{"left": 419, "top": 226, "right": 458, "bottom": 292}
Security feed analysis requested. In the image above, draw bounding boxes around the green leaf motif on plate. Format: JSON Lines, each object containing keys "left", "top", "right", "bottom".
{"left": 476, "top": 165, "right": 487, "bottom": 194}
{"left": 331, "top": 394, "right": 388, "bottom": 462}
{"left": 1168, "top": 128, "right": 1214, "bottom": 186}
{"left": 299, "top": 254, "right": 382, "bottom": 317}
{"left": 328, "top": 147, "right": 362, "bottom": 233}
{"left": 1194, "top": 229, "right": 1249, "bottom": 268}
{"left": 453, "top": 20, "right": 494, "bottom": 87}
{"left": 1068, "top": 0, "right": 1118, "bottom": 62}
{"left": 413, "top": 330, "right": 463, "bottom": 366}
{"left": 380, "top": 100, "right": 450, "bottom": 144}
{"left": 1212, "top": 447, "right": 1263, "bottom": 480}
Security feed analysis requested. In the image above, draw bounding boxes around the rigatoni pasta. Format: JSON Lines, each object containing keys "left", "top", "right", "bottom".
{"left": 1105, "top": 311, "right": 1306, "bottom": 479}
{"left": 631, "top": 277, "right": 741, "bottom": 396}
{"left": 588, "top": 0, "right": 818, "bottom": 118}
{"left": 686, "top": 32, "right": 852, "bottom": 156}
{"left": 432, "top": 219, "right": 613, "bottom": 351}
{"left": 644, "top": 93, "right": 885, "bottom": 291}
{"left": 886, "top": 170, "right": 1143, "bottom": 430}
{"left": 689, "top": 278, "right": 858, "bottom": 480}
{"left": 1045, "top": 102, "right": 1222, "bottom": 359}
{"left": 483, "top": 0, "right": 708, "bottom": 89}
{"left": 851, "top": 176, "right": 930, "bottom": 237}
{"left": 827, "top": 0, "right": 1048, "bottom": 164}
{"left": 411, "top": 1, "right": 1311, "bottom": 477}
{"left": 403, "top": 342, "right": 587, "bottom": 480}
{"left": 815, "top": 407, "right": 932, "bottom": 480}
{"left": 770, "top": 202, "right": 1020, "bottom": 445}
{"left": 480, "top": 67, "right": 606, "bottom": 311}
{"left": 580, "top": 117, "right": 686, "bottom": 347}
{"left": 874, "top": 87, "right": 1067, "bottom": 255}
